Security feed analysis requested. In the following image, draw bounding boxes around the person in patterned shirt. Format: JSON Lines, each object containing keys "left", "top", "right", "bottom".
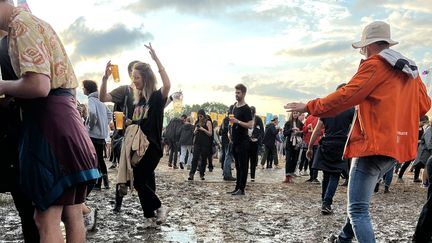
{"left": 0, "top": 2, "right": 99, "bottom": 242}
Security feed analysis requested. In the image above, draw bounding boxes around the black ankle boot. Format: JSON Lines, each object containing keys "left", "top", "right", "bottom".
{"left": 103, "top": 175, "right": 110, "bottom": 189}
{"left": 113, "top": 184, "right": 124, "bottom": 213}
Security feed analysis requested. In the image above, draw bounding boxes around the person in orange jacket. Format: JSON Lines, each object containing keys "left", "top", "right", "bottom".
{"left": 285, "top": 21, "right": 431, "bottom": 243}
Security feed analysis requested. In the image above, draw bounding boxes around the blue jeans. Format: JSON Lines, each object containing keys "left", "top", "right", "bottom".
{"left": 223, "top": 144, "right": 234, "bottom": 178}
{"left": 383, "top": 163, "right": 396, "bottom": 187}
{"left": 338, "top": 156, "right": 395, "bottom": 243}
{"left": 322, "top": 171, "right": 340, "bottom": 207}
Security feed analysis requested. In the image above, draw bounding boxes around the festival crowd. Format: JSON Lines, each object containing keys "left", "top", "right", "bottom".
{"left": 0, "top": 1, "right": 431, "bottom": 242}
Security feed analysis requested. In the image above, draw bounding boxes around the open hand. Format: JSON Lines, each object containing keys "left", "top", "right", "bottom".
{"left": 284, "top": 102, "right": 307, "bottom": 113}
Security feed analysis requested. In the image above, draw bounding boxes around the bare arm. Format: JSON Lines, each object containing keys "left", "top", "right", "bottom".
{"left": 0, "top": 72, "right": 50, "bottom": 98}
{"left": 99, "top": 61, "right": 113, "bottom": 102}
{"left": 145, "top": 43, "right": 171, "bottom": 99}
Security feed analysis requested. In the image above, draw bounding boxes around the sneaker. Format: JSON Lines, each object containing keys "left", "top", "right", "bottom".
{"left": 155, "top": 206, "right": 169, "bottom": 225}
{"left": 231, "top": 189, "right": 245, "bottom": 196}
{"left": 84, "top": 208, "right": 97, "bottom": 232}
{"left": 188, "top": 176, "right": 193, "bottom": 181}
{"left": 251, "top": 178, "right": 255, "bottom": 182}
{"left": 321, "top": 204, "right": 333, "bottom": 215}
{"left": 200, "top": 176, "right": 205, "bottom": 181}
{"left": 142, "top": 217, "right": 157, "bottom": 228}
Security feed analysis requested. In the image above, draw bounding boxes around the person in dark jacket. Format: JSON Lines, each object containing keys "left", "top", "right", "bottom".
{"left": 166, "top": 117, "right": 184, "bottom": 169}
{"left": 261, "top": 116, "right": 279, "bottom": 169}
{"left": 179, "top": 116, "right": 194, "bottom": 170}
{"left": 0, "top": 32, "right": 40, "bottom": 243}
{"left": 307, "top": 84, "right": 355, "bottom": 215}
{"left": 248, "top": 106, "right": 264, "bottom": 181}
{"left": 283, "top": 111, "right": 304, "bottom": 183}
{"left": 219, "top": 111, "right": 230, "bottom": 170}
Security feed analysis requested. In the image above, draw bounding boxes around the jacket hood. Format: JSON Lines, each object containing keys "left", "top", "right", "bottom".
{"left": 379, "top": 49, "right": 419, "bottom": 79}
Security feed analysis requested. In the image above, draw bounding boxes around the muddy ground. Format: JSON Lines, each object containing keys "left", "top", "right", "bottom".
{"left": 0, "top": 156, "right": 428, "bottom": 242}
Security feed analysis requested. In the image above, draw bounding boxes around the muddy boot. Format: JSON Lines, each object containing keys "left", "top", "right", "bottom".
{"left": 282, "top": 175, "right": 293, "bottom": 183}
{"left": 103, "top": 175, "right": 110, "bottom": 189}
{"left": 113, "top": 184, "right": 125, "bottom": 213}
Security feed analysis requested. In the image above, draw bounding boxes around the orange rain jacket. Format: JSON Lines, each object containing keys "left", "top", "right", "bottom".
{"left": 306, "top": 54, "right": 431, "bottom": 163}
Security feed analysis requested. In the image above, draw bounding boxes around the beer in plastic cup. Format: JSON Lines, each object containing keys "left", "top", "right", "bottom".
{"left": 229, "top": 114, "right": 234, "bottom": 126}
{"left": 111, "top": 64, "right": 120, "bottom": 82}
{"left": 114, "top": 111, "right": 124, "bottom": 130}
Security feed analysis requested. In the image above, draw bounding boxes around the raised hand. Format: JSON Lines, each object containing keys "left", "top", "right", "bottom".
{"left": 104, "top": 60, "right": 112, "bottom": 78}
{"left": 284, "top": 102, "right": 307, "bottom": 113}
{"left": 144, "top": 43, "right": 158, "bottom": 61}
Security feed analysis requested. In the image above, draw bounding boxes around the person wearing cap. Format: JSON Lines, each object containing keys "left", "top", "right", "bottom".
{"left": 285, "top": 21, "right": 431, "bottom": 242}
{"left": 261, "top": 115, "right": 280, "bottom": 169}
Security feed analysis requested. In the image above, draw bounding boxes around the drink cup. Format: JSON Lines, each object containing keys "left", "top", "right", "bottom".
{"left": 229, "top": 114, "right": 234, "bottom": 126}
{"left": 114, "top": 111, "right": 124, "bottom": 130}
{"left": 111, "top": 64, "right": 120, "bottom": 82}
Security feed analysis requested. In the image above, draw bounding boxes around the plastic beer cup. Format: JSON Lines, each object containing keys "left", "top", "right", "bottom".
{"left": 111, "top": 64, "right": 120, "bottom": 82}
{"left": 114, "top": 111, "right": 124, "bottom": 130}
{"left": 229, "top": 114, "right": 234, "bottom": 126}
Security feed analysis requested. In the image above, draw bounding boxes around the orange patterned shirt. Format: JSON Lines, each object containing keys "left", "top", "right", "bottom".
{"left": 7, "top": 7, "right": 78, "bottom": 89}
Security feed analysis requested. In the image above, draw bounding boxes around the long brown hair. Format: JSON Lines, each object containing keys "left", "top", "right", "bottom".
{"left": 133, "top": 62, "right": 157, "bottom": 104}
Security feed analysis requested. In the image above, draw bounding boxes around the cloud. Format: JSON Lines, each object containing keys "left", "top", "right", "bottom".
{"left": 61, "top": 17, "right": 153, "bottom": 62}
{"left": 125, "top": 0, "right": 257, "bottom": 16}
{"left": 276, "top": 41, "right": 352, "bottom": 57}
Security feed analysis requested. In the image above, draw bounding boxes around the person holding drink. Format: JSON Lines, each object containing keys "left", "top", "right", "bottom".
{"left": 101, "top": 43, "right": 171, "bottom": 227}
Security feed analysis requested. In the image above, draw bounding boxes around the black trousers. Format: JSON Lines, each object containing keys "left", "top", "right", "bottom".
{"left": 189, "top": 144, "right": 209, "bottom": 178}
{"left": 413, "top": 158, "right": 432, "bottom": 242}
{"left": 233, "top": 141, "right": 250, "bottom": 191}
{"left": 308, "top": 145, "right": 318, "bottom": 180}
{"left": 91, "top": 138, "right": 107, "bottom": 187}
{"left": 399, "top": 160, "right": 423, "bottom": 180}
{"left": 168, "top": 143, "right": 179, "bottom": 166}
{"left": 133, "top": 144, "right": 162, "bottom": 218}
{"left": 249, "top": 141, "right": 258, "bottom": 179}
{"left": 285, "top": 145, "right": 299, "bottom": 175}
{"left": 10, "top": 189, "right": 40, "bottom": 243}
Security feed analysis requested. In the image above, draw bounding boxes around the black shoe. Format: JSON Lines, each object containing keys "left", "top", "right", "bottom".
{"left": 180, "top": 163, "right": 184, "bottom": 170}
{"left": 374, "top": 183, "right": 380, "bottom": 193}
{"left": 321, "top": 204, "right": 333, "bottom": 215}
{"left": 188, "top": 176, "right": 193, "bottom": 181}
{"left": 223, "top": 176, "right": 236, "bottom": 181}
{"left": 103, "top": 175, "right": 110, "bottom": 189}
{"left": 231, "top": 189, "right": 245, "bottom": 196}
{"left": 209, "top": 168, "right": 213, "bottom": 172}
{"left": 414, "top": 179, "right": 422, "bottom": 183}
{"left": 226, "top": 189, "right": 238, "bottom": 194}
{"left": 200, "top": 176, "right": 205, "bottom": 180}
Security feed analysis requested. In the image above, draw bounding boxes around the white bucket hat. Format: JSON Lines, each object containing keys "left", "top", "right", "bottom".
{"left": 352, "top": 21, "right": 398, "bottom": 48}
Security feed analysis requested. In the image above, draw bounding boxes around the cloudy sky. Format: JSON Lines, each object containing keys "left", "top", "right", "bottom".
{"left": 23, "top": 0, "right": 432, "bottom": 116}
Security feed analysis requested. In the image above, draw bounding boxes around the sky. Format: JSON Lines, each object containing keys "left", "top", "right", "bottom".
{"left": 19, "top": 0, "right": 432, "bottom": 116}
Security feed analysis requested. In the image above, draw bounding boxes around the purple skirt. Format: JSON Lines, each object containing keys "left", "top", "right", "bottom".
{"left": 19, "top": 90, "right": 99, "bottom": 211}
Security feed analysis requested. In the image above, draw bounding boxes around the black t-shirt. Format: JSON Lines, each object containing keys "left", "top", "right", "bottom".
{"left": 321, "top": 108, "right": 355, "bottom": 138}
{"left": 133, "top": 89, "right": 166, "bottom": 154}
{"left": 109, "top": 85, "right": 135, "bottom": 120}
{"left": 231, "top": 104, "right": 252, "bottom": 144}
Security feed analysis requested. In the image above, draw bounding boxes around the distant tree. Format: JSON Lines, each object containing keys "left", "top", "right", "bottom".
{"left": 164, "top": 102, "right": 228, "bottom": 124}
{"left": 201, "top": 102, "right": 229, "bottom": 114}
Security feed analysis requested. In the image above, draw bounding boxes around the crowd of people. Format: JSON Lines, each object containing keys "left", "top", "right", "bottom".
{"left": 0, "top": 1, "right": 431, "bottom": 242}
